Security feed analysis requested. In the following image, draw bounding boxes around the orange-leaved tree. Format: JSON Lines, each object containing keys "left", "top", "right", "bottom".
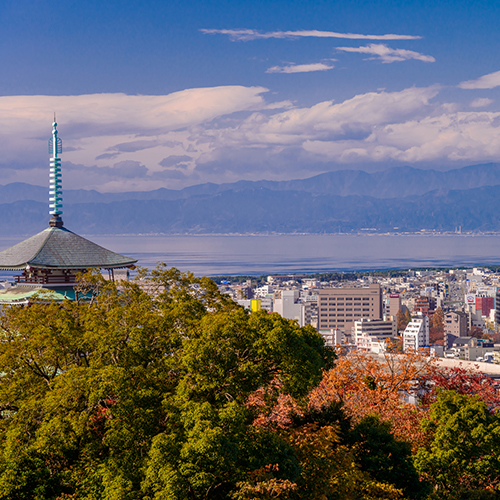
{"left": 309, "top": 347, "right": 438, "bottom": 450}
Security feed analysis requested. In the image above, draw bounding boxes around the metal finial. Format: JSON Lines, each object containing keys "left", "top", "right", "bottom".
{"left": 48, "top": 119, "right": 63, "bottom": 228}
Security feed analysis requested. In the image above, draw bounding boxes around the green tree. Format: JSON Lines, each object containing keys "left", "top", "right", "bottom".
{"left": 349, "top": 415, "right": 429, "bottom": 499}
{"left": 415, "top": 390, "right": 500, "bottom": 497}
{"left": 0, "top": 267, "right": 334, "bottom": 500}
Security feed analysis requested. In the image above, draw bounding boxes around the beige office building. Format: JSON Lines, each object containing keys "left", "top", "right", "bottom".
{"left": 317, "top": 284, "right": 382, "bottom": 332}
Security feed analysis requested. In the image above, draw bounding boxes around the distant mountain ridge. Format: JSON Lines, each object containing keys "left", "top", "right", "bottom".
{"left": 3, "top": 162, "right": 500, "bottom": 204}
{"left": 1, "top": 163, "right": 500, "bottom": 235}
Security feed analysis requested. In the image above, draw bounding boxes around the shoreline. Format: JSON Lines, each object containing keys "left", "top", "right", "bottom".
{"left": 2, "top": 231, "right": 499, "bottom": 238}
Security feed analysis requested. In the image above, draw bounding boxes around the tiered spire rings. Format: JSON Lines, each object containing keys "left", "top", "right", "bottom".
{"left": 48, "top": 116, "right": 63, "bottom": 228}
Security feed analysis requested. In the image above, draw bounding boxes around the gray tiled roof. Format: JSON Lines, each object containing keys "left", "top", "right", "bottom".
{"left": 0, "top": 227, "right": 137, "bottom": 270}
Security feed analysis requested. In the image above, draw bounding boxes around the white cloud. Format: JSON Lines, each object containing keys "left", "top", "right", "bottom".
{"left": 0, "top": 86, "right": 270, "bottom": 191}
{"left": 337, "top": 44, "right": 435, "bottom": 63}
{"left": 470, "top": 98, "right": 494, "bottom": 108}
{"left": 459, "top": 70, "right": 500, "bottom": 89}
{"left": 5, "top": 84, "right": 500, "bottom": 191}
{"left": 190, "top": 86, "right": 500, "bottom": 175}
{"left": 244, "top": 86, "right": 439, "bottom": 140}
{"left": 301, "top": 111, "right": 500, "bottom": 164}
{"left": 264, "top": 100, "right": 294, "bottom": 109}
{"left": 200, "top": 28, "right": 421, "bottom": 41}
{"left": 266, "top": 62, "right": 334, "bottom": 74}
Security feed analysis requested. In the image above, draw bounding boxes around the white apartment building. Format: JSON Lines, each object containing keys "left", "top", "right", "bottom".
{"left": 318, "top": 329, "right": 346, "bottom": 347}
{"left": 403, "top": 313, "right": 429, "bottom": 351}
{"left": 274, "top": 290, "right": 305, "bottom": 326}
{"left": 354, "top": 318, "right": 397, "bottom": 352}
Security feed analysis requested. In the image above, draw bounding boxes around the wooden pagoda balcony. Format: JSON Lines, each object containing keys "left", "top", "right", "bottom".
{"left": 15, "top": 271, "right": 77, "bottom": 285}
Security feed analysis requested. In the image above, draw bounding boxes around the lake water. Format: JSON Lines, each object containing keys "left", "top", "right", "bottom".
{"left": 1, "top": 233, "right": 500, "bottom": 277}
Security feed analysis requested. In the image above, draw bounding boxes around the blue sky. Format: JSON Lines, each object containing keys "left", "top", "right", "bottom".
{"left": 1, "top": 0, "right": 500, "bottom": 191}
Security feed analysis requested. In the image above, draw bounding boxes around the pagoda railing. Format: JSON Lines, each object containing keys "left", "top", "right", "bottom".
{"left": 15, "top": 274, "right": 77, "bottom": 284}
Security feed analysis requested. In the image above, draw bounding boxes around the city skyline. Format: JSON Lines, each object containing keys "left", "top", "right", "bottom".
{"left": 1, "top": 0, "right": 500, "bottom": 192}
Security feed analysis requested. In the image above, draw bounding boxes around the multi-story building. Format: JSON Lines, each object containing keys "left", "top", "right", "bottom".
{"left": 476, "top": 295, "right": 495, "bottom": 317}
{"left": 354, "top": 318, "right": 397, "bottom": 338}
{"left": 304, "top": 301, "right": 318, "bottom": 328}
{"left": 403, "top": 313, "right": 429, "bottom": 351}
{"left": 354, "top": 318, "right": 397, "bottom": 352}
{"left": 495, "top": 288, "right": 500, "bottom": 326}
{"left": 317, "top": 284, "right": 382, "bottom": 332}
{"left": 444, "top": 311, "right": 468, "bottom": 348}
{"left": 274, "top": 290, "right": 304, "bottom": 326}
{"left": 387, "top": 294, "right": 406, "bottom": 318}
{"left": 446, "top": 337, "right": 498, "bottom": 361}
{"left": 413, "top": 296, "right": 436, "bottom": 317}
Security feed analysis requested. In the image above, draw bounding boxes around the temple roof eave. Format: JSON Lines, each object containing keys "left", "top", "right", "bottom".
{"left": 0, "top": 262, "right": 137, "bottom": 271}
{"left": 0, "top": 227, "right": 137, "bottom": 271}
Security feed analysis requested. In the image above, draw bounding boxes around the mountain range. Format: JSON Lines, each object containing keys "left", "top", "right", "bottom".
{"left": 1, "top": 163, "right": 500, "bottom": 235}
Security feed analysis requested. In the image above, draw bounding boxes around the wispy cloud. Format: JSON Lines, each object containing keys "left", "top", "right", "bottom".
{"left": 266, "top": 62, "right": 334, "bottom": 74}
{"left": 201, "top": 28, "right": 420, "bottom": 42}
{"left": 459, "top": 70, "right": 500, "bottom": 89}
{"left": 470, "top": 97, "right": 493, "bottom": 108}
{"left": 337, "top": 44, "right": 435, "bottom": 63}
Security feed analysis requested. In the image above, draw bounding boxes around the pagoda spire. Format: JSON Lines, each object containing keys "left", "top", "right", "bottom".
{"left": 48, "top": 116, "right": 63, "bottom": 228}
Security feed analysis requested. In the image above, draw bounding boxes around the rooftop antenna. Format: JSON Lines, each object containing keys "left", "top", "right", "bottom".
{"left": 48, "top": 115, "right": 63, "bottom": 228}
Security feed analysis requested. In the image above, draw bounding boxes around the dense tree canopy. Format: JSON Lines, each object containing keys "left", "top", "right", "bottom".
{"left": 415, "top": 390, "right": 500, "bottom": 497}
{"left": 0, "top": 267, "right": 499, "bottom": 499}
{"left": 0, "top": 267, "right": 405, "bottom": 500}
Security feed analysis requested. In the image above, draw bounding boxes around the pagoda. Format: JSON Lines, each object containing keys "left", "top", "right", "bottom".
{"left": 0, "top": 120, "right": 137, "bottom": 304}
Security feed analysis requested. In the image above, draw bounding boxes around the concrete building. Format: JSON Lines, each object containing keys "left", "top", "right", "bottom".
{"left": 317, "top": 284, "right": 382, "bottom": 332}
{"left": 318, "top": 329, "right": 346, "bottom": 348}
{"left": 354, "top": 318, "right": 397, "bottom": 353}
{"left": 445, "top": 337, "right": 499, "bottom": 361}
{"left": 476, "top": 295, "right": 495, "bottom": 317}
{"left": 496, "top": 288, "right": 500, "bottom": 326}
{"left": 274, "top": 290, "right": 305, "bottom": 326}
{"left": 413, "top": 296, "right": 436, "bottom": 317}
{"left": 354, "top": 317, "right": 397, "bottom": 339}
{"left": 444, "top": 311, "right": 468, "bottom": 349}
{"left": 387, "top": 293, "right": 406, "bottom": 318}
{"left": 403, "top": 313, "right": 429, "bottom": 351}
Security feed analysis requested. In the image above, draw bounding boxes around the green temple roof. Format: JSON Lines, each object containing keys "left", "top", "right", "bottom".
{"left": 0, "top": 227, "right": 137, "bottom": 271}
